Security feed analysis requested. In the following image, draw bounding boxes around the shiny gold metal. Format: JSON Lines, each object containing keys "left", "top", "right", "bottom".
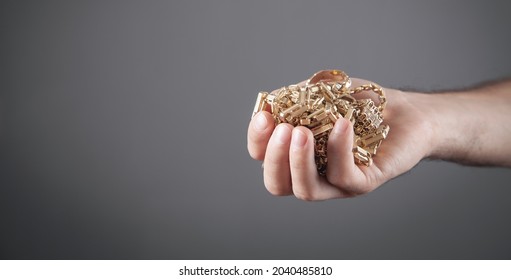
{"left": 307, "top": 69, "right": 350, "bottom": 86}
{"left": 349, "top": 83, "right": 387, "bottom": 112}
{"left": 254, "top": 70, "right": 389, "bottom": 174}
{"left": 312, "top": 123, "right": 334, "bottom": 136}
{"left": 252, "top": 91, "right": 268, "bottom": 117}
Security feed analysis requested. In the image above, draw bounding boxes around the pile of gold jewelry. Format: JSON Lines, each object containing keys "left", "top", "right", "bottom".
{"left": 253, "top": 70, "right": 389, "bottom": 175}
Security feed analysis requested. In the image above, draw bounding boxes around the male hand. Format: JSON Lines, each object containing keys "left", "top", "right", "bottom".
{"left": 247, "top": 78, "right": 434, "bottom": 201}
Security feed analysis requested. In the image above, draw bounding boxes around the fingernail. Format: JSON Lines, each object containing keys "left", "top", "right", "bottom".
{"left": 292, "top": 129, "right": 308, "bottom": 148}
{"left": 274, "top": 125, "right": 290, "bottom": 145}
{"left": 332, "top": 119, "right": 348, "bottom": 135}
{"left": 253, "top": 113, "right": 267, "bottom": 131}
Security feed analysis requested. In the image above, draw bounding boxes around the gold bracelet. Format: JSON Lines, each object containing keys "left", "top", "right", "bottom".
{"left": 253, "top": 70, "right": 389, "bottom": 175}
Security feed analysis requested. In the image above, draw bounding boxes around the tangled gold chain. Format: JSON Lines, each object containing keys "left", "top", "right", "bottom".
{"left": 253, "top": 70, "right": 389, "bottom": 175}
{"left": 349, "top": 84, "right": 387, "bottom": 112}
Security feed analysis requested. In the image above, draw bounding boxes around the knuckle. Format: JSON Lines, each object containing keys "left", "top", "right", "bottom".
{"left": 267, "top": 186, "right": 291, "bottom": 196}
{"left": 293, "top": 189, "right": 317, "bottom": 201}
{"left": 264, "top": 181, "right": 290, "bottom": 196}
{"left": 327, "top": 174, "right": 354, "bottom": 189}
{"left": 263, "top": 173, "right": 291, "bottom": 196}
{"left": 248, "top": 147, "right": 264, "bottom": 161}
{"left": 289, "top": 157, "right": 307, "bottom": 171}
{"left": 327, "top": 174, "right": 371, "bottom": 196}
{"left": 349, "top": 187, "right": 371, "bottom": 196}
{"left": 263, "top": 150, "right": 289, "bottom": 169}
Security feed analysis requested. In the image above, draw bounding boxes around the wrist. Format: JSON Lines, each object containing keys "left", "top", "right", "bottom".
{"left": 399, "top": 91, "right": 438, "bottom": 158}
{"left": 392, "top": 81, "right": 511, "bottom": 167}
{"left": 409, "top": 90, "right": 480, "bottom": 161}
{"left": 419, "top": 92, "right": 451, "bottom": 159}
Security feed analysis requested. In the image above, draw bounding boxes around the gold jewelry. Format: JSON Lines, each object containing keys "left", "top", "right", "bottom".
{"left": 253, "top": 70, "right": 389, "bottom": 175}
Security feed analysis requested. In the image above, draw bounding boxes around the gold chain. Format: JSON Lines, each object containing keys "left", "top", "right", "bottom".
{"left": 253, "top": 70, "right": 389, "bottom": 175}
{"left": 349, "top": 84, "right": 387, "bottom": 112}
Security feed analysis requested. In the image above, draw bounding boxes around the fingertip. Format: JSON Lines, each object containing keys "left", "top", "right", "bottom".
{"left": 326, "top": 118, "right": 357, "bottom": 183}
{"left": 289, "top": 127, "right": 315, "bottom": 171}
{"left": 247, "top": 111, "right": 275, "bottom": 160}
{"left": 263, "top": 123, "right": 293, "bottom": 196}
{"left": 251, "top": 112, "right": 267, "bottom": 131}
{"left": 328, "top": 118, "right": 354, "bottom": 153}
{"left": 291, "top": 126, "right": 313, "bottom": 149}
{"left": 273, "top": 123, "right": 293, "bottom": 145}
{"left": 331, "top": 117, "right": 350, "bottom": 137}
{"left": 288, "top": 126, "right": 320, "bottom": 200}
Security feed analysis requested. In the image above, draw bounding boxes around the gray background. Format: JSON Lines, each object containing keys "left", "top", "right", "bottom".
{"left": 1, "top": 0, "right": 511, "bottom": 259}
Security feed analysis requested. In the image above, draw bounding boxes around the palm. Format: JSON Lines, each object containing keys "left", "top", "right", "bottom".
{"left": 348, "top": 88, "right": 431, "bottom": 192}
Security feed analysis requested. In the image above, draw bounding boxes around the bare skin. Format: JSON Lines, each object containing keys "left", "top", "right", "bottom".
{"left": 247, "top": 77, "right": 511, "bottom": 201}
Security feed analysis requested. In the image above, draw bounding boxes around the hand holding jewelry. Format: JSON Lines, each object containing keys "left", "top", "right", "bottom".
{"left": 253, "top": 70, "right": 389, "bottom": 175}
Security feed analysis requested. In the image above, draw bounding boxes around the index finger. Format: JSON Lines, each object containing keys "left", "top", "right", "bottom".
{"left": 247, "top": 111, "right": 275, "bottom": 161}
{"left": 247, "top": 79, "right": 307, "bottom": 161}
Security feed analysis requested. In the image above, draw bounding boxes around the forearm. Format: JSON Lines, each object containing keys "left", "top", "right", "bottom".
{"left": 411, "top": 80, "right": 511, "bottom": 166}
